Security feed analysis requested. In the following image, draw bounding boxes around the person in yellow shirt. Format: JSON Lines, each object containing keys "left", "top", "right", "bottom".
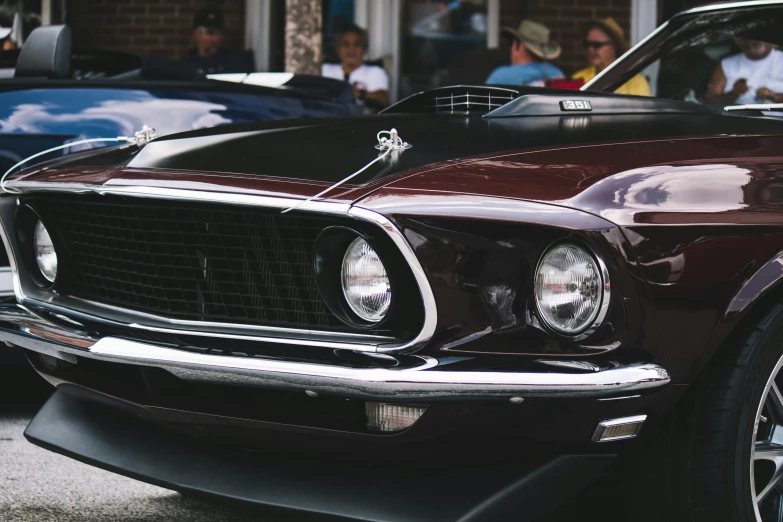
{"left": 572, "top": 17, "right": 650, "bottom": 96}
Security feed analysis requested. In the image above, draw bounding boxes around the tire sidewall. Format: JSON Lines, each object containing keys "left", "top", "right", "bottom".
{"left": 729, "top": 310, "right": 783, "bottom": 521}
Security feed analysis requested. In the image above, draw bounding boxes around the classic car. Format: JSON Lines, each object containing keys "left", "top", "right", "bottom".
{"left": 0, "top": 24, "right": 357, "bottom": 371}
{"left": 4, "top": 2, "right": 783, "bottom": 521}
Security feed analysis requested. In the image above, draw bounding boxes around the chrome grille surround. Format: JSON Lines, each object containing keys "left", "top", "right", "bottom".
{"left": 0, "top": 183, "right": 438, "bottom": 354}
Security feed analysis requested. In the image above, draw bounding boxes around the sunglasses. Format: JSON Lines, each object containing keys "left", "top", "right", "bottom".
{"left": 583, "top": 40, "right": 613, "bottom": 50}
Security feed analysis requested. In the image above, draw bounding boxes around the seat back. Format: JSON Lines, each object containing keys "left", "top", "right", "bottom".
{"left": 14, "top": 25, "right": 71, "bottom": 79}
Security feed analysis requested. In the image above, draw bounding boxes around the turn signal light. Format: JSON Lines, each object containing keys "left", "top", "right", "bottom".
{"left": 592, "top": 414, "right": 647, "bottom": 442}
{"left": 365, "top": 402, "right": 426, "bottom": 432}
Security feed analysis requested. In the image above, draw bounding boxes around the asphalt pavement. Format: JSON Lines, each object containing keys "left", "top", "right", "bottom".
{"left": 0, "top": 349, "right": 327, "bottom": 522}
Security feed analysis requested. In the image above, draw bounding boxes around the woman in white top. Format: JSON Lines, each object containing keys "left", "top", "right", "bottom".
{"left": 706, "top": 40, "right": 783, "bottom": 104}
{"left": 322, "top": 24, "right": 389, "bottom": 110}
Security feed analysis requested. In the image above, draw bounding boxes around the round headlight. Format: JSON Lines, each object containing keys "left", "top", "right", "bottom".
{"left": 341, "top": 238, "right": 391, "bottom": 323}
{"left": 33, "top": 219, "right": 57, "bottom": 283}
{"left": 534, "top": 244, "right": 608, "bottom": 336}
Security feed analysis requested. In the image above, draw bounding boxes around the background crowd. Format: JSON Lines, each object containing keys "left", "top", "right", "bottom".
{"left": 176, "top": 6, "right": 650, "bottom": 111}
{"left": 2, "top": 4, "right": 782, "bottom": 110}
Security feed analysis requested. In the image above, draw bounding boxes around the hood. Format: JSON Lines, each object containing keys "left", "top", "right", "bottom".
{"left": 10, "top": 110, "right": 783, "bottom": 211}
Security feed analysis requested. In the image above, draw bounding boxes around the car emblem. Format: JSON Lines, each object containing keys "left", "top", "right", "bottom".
{"left": 560, "top": 100, "right": 592, "bottom": 111}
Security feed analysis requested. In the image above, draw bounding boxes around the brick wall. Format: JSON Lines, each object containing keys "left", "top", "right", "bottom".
{"left": 68, "top": 0, "right": 246, "bottom": 60}
{"left": 500, "top": 0, "right": 632, "bottom": 76}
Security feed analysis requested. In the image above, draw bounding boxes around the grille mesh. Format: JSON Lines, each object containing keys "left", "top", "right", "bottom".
{"left": 34, "top": 195, "right": 353, "bottom": 331}
{"left": 428, "top": 89, "right": 517, "bottom": 114}
{"left": 383, "top": 86, "right": 520, "bottom": 115}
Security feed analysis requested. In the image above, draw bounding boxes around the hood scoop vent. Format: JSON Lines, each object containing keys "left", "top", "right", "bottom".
{"left": 383, "top": 86, "right": 520, "bottom": 115}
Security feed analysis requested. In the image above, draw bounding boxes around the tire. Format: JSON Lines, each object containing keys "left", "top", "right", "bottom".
{"left": 666, "top": 302, "right": 783, "bottom": 522}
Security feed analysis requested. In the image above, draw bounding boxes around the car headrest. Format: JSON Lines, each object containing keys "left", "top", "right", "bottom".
{"left": 14, "top": 25, "right": 72, "bottom": 79}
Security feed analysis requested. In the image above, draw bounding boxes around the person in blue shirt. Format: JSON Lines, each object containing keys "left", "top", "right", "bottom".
{"left": 486, "top": 20, "right": 565, "bottom": 87}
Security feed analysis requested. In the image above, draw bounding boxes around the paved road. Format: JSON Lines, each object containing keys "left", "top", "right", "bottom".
{"left": 0, "top": 414, "right": 301, "bottom": 522}
{"left": 0, "top": 350, "right": 318, "bottom": 522}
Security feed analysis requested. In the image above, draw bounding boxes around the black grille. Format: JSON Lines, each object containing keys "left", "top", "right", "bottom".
{"left": 33, "top": 195, "right": 356, "bottom": 331}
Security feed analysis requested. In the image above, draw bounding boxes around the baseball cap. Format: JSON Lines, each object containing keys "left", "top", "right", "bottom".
{"left": 193, "top": 8, "right": 224, "bottom": 30}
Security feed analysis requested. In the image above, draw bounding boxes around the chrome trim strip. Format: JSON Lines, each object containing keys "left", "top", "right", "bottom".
{"left": 0, "top": 215, "right": 22, "bottom": 300}
{"left": 682, "top": 0, "right": 783, "bottom": 15}
{"left": 725, "top": 103, "right": 783, "bottom": 111}
{"left": 3, "top": 328, "right": 671, "bottom": 400}
{"left": 66, "top": 295, "right": 393, "bottom": 342}
{"left": 0, "top": 265, "right": 13, "bottom": 296}
{"left": 348, "top": 206, "right": 437, "bottom": 352}
{"left": 3, "top": 183, "right": 438, "bottom": 354}
{"left": 20, "top": 298, "right": 383, "bottom": 351}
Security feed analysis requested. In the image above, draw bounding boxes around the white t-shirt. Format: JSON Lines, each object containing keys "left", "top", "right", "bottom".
{"left": 722, "top": 48, "right": 783, "bottom": 104}
{"left": 321, "top": 63, "right": 389, "bottom": 93}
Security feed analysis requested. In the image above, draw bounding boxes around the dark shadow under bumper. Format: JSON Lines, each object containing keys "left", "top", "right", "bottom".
{"left": 26, "top": 385, "right": 616, "bottom": 522}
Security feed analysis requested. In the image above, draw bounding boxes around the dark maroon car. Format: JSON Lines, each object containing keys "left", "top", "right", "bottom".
{"left": 4, "top": 2, "right": 783, "bottom": 521}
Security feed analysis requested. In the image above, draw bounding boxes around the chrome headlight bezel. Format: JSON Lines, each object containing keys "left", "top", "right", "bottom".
{"left": 312, "top": 227, "right": 398, "bottom": 329}
{"left": 341, "top": 237, "right": 391, "bottom": 323}
{"left": 533, "top": 242, "right": 611, "bottom": 340}
{"left": 33, "top": 218, "right": 58, "bottom": 284}
{"left": 15, "top": 205, "right": 59, "bottom": 289}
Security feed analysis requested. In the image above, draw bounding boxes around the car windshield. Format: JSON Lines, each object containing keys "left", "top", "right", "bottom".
{"left": 583, "top": 2, "right": 783, "bottom": 113}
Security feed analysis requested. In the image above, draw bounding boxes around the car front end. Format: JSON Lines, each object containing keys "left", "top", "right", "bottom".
{"left": 8, "top": 75, "right": 783, "bottom": 518}
{"left": 0, "top": 186, "right": 672, "bottom": 521}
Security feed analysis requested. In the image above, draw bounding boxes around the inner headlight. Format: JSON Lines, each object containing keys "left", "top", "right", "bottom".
{"left": 341, "top": 237, "right": 391, "bottom": 323}
{"left": 534, "top": 243, "right": 609, "bottom": 336}
{"left": 33, "top": 219, "right": 57, "bottom": 283}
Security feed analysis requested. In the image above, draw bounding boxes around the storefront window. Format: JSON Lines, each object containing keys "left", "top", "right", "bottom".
{"left": 401, "top": 0, "right": 489, "bottom": 97}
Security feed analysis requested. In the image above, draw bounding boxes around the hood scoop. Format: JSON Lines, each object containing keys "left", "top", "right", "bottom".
{"left": 383, "top": 86, "right": 520, "bottom": 115}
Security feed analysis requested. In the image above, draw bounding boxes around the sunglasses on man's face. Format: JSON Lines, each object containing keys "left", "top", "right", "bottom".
{"left": 583, "top": 40, "right": 613, "bottom": 50}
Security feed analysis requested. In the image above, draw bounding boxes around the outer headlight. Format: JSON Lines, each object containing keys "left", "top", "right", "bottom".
{"left": 534, "top": 243, "right": 609, "bottom": 336}
{"left": 33, "top": 219, "right": 57, "bottom": 283}
{"left": 341, "top": 238, "right": 391, "bottom": 322}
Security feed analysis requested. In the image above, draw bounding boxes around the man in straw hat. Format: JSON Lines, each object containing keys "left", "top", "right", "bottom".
{"left": 573, "top": 17, "right": 649, "bottom": 96}
{"left": 486, "top": 20, "right": 565, "bottom": 86}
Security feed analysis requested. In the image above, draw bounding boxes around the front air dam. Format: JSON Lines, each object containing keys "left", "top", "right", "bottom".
{"left": 25, "top": 385, "right": 615, "bottom": 522}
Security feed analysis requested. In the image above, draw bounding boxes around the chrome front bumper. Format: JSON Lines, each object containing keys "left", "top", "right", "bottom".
{"left": 0, "top": 304, "right": 670, "bottom": 401}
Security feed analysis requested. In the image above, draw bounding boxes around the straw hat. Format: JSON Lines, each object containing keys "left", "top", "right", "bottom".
{"left": 501, "top": 20, "right": 561, "bottom": 61}
{"left": 585, "top": 17, "right": 629, "bottom": 54}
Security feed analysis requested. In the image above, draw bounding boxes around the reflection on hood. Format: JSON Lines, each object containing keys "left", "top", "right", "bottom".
{"left": 612, "top": 164, "right": 751, "bottom": 211}
{"left": 0, "top": 91, "right": 230, "bottom": 137}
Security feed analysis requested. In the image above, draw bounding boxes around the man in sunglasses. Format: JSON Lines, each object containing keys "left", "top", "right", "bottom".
{"left": 573, "top": 17, "right": 649, "bottom": 96}
{"left": 181, "top": 8, "right": 255, "bottom": 75}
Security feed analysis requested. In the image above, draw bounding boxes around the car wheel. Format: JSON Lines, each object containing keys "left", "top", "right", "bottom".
{"left": 672, "top": 302, "right": 783, "bottom": 522}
